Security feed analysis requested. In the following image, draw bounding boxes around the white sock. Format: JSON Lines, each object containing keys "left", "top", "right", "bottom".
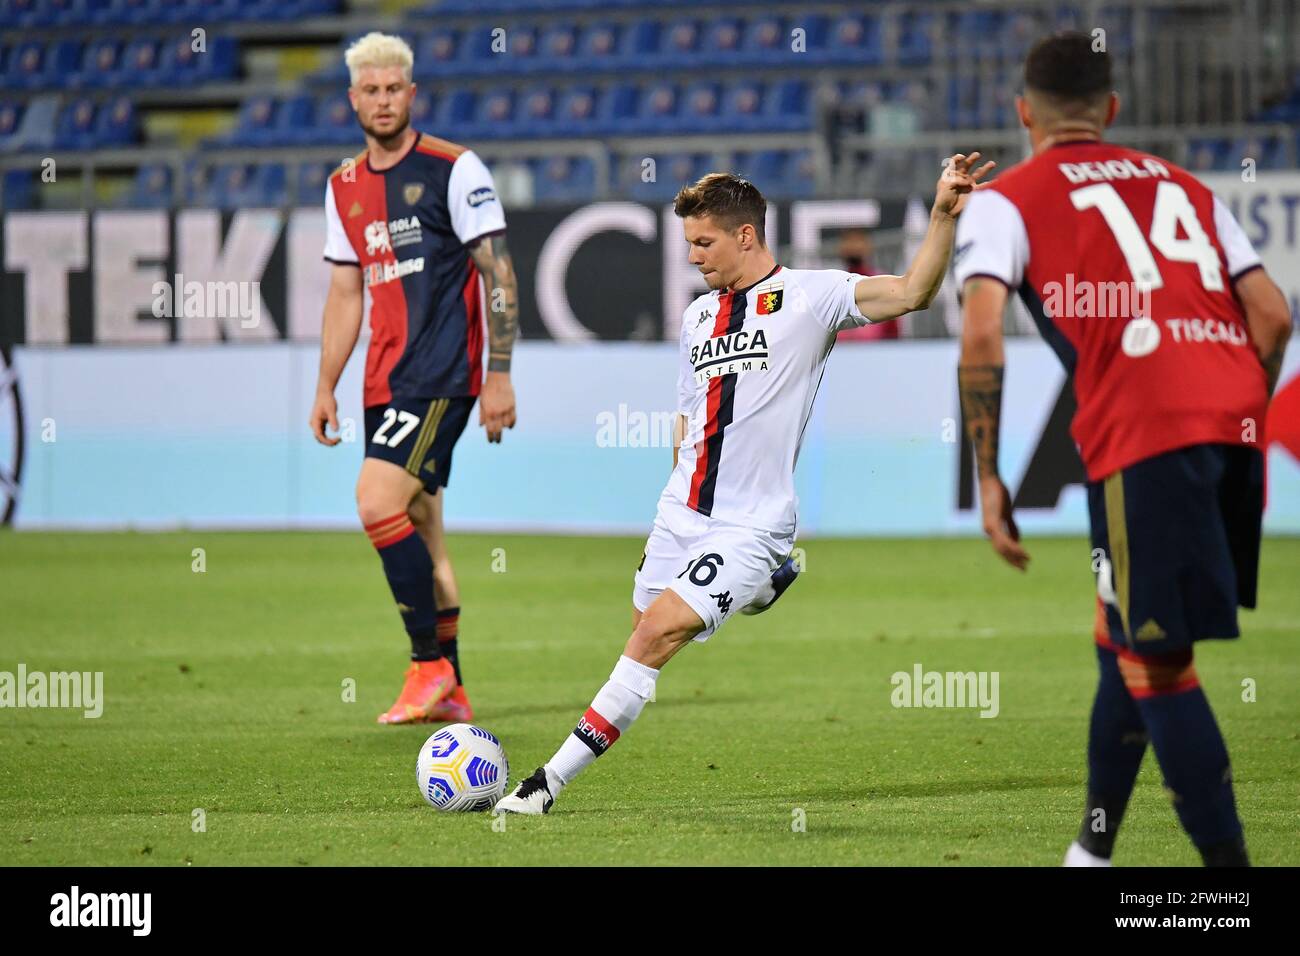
{"left": 1063, "top": 840, "right": 1113, "bottom": 867}
{"left": 546, "top": 655, "right": 659, "bottom": 787}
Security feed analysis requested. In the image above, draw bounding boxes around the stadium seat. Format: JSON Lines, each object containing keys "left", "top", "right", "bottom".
{"left": 122, "top": 163, "right": 173, "bottom": 208}
{"left": 54, "top": 98, "right": 100, "bottom": 151}
{"left": 703, "top": 19, "right": 744, "bottom": 64}
{"left": 116, "top": 38, "right": 162, "bottom": 88}
{"left": 826, "top": 15, "right": 883, "bottom": 66}
{"left": 762, "top": 79, "right": 810, "bottom": 131}
{"left": 515, "top": 86, "right": 558, "bottom": 138}
{"left": 722, "top": 82, "right": 764, "bottom": 132}
{"left": 313, "top": 92, "right": 356, "bottom": 145}
{"left": 633, "top": 82, "right": 680, "bottom": 135}
{"left": 295, "top": 160, "right": 332, "bottom": 206}
{"left": 0, "top": 93, "right": 57, "bottom": 153}
{"left": 594, "top": 83, "right": 639, "bottom": 136}
{"left": 530, "top": 155, "right": 597, "bottom": 203}
{"left": 741, "top": 16, "right": 788, "bottom": 63}
{"left": 552, "top": 87, "right": 598, "bottom": 137}
{"left": 94, "top": 96, "right": 139, "bottom": 147}
{"left": 678, "top": 82, "right": 723, "bottom": 134}
{"left": 617, "top": 20, "right": 660, "bottom": 70}
{"left": 415, "top": 30, "right": 460, "bottom": 79}
{"left": 471, "top": 89, "right": 517, "bottom": 140}
{"left": 659, "top": 20, "right": 702, "bottom": 69}
{"left": 216, "top": 95, "right": 277, "bottom": 147}
{"left": 1, "top": 169, "right": 35, "bottom": 209}
{"left": 625, "top": 152, "right": 710, "bottom": 203}
{"left": 536, "top": 23, "right": 580, "bottom": 73}
{"left": 575, "top": 22, "right": 621, "bottom": 71}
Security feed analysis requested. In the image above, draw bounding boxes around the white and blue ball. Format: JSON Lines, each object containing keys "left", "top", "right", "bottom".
{"left": 415, "top": 723, "right": 508, "bottom": 812}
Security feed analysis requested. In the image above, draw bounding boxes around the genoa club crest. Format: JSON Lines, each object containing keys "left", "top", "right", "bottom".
{"left": 755, "top": 282, "right": 783, "bottom": 315}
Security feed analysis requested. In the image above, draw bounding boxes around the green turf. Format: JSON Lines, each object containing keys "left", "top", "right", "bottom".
{"left": 0, "top": 531, "right": 1296, "bottom": 866}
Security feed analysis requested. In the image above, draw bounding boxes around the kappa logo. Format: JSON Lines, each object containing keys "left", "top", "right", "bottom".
{"left": 364, "top": 220, "right": 392, "bottom": 255}
{"left": 697, "top": 308, "right": 713, "bottom": 328}
{"left": 711, "top": 590, "right": 733, "bottom": 615}
{"left": 347, "top": 200, "right": 363, "bottom": 219}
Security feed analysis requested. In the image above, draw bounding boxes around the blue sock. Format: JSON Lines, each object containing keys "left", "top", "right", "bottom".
{"left": 1078, "top": 644, "right": 1148, "bottom": 857}
{"left": 365, "top": 512, "right": 440, "bottom": 661}
{"left": 1128, "top": 658, "right": 1246, "bottom": 862}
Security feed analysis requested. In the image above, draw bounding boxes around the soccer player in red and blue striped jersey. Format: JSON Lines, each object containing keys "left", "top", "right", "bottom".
{"left": 308, "top": 33, "right": 519, "bottom": 725}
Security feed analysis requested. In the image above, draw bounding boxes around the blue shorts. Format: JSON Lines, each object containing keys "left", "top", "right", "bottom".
{"left": 1087, "top": 443, "right": 1263, "bottom": 655}
{"left": 364, "top": 396, "right": 475, "bottom": 494}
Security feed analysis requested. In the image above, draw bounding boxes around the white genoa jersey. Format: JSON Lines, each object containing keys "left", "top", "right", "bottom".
{"left": 661, "top": 265, "right": 872, "bottom": 535}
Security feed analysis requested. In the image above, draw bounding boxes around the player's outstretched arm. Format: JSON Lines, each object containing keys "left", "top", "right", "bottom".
{"left": 310, "top": 263, "right": 364, "bottom": 446}
{"left": 853, "top": 152, "right": 996, "bottom": 323}
{"left": 959, "top": 276, "right": 1029, "bottom": 571}
{"left": 1234, "top": 268, "right": 1292, "bottom": 395}
{"left": 469, "top": 231, "right": 519, "bottom": 443}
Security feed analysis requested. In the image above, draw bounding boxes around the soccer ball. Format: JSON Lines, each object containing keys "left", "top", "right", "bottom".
{"left": 415, "top": 723, "right": 509, "bottom": 812}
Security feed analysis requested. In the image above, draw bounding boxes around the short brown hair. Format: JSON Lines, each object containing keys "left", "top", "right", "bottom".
{"left": 673, "top": 172, "right": 767, "bottom": 245}
{"left": 1024, "top": 31, "right": 1112, "bottom": 109}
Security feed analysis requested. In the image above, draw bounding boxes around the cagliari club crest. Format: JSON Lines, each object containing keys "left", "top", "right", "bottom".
{"left": 403, "top": 182, "right": 424, "bottom": 205}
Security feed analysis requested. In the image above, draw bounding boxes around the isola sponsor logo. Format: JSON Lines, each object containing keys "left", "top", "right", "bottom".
{"left": 365, "top": 257, "right": 425, "bottom": 287}
{"left": 691, "top": 327, "right": 770, "bottom": 384}
{"left": 387, "top": 214, "right": 423, "bottom": 249}
{"left": 467, "top": 187, "right": 496, "bottom": 207}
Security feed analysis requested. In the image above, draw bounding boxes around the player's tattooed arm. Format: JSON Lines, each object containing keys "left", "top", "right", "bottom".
{"left": 957, "top": 365, "right": 1004, "bottom": 479}
{"left": 469, "top": 231, "right": 519, "bottom": 443}
{"left": 469, "top": 231, "right": 519, "bottom": 373}
{"left": 960, "top": 276, "right": 1029, "bottom": 570}
{"left": 1234, "top": 268, "right": 1292, "bottom": 395}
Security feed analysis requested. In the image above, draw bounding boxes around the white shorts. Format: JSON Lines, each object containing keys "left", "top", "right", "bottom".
{"left": 632, "top": 498, "right": 794, "bottom": 641}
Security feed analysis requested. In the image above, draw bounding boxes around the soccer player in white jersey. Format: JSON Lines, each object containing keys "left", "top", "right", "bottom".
{"left": 495, "top": 157, "right": 994, "bottom": 814}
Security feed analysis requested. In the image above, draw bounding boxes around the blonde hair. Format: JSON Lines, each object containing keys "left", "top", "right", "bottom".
{"left": 344, "top": 32, "right": 414, "bottom": 86}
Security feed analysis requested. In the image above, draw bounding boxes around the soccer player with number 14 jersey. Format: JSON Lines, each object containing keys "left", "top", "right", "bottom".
{"left": 955, "top": 33, "right": 1291, "bottom": 866}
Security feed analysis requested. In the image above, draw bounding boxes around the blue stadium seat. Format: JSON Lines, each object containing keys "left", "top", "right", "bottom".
{"left": 158, "top": 35, "right": 237, "bottom": 86}
{"left": 515, "top": 86, "right": 558, "bottom": 137}
{"left": 249, "top": 163, "right": 287, "bottom": 205}
{"left": 552, "top": 87, "right": 597, "bottom": 137}
{"left": 678, "top": 82, "right": 722, "bottom": 134}
{"left": 95, "top": 96, "right": 138, "bottom": 147}
{"left": 267, "top": 94, "right": 315, "bottom": 146}
{"left": 409, "top": 88, "right": 436, "bottom": 131}
{"left": 530, "top": 155, "right": 597, "bottom": 203}
{"left": 899, "top": 13, "right": 937, "bottom": 65}
{"left": 722, "top": 82, "right": 764, "bottom": 132}
{"left": 575, "top": 22, "right": 620, "bottom": 71}
{"left": 618, "top": 20, "right": 660, "bottom": 70}
{"left": 741, "top": 15, "right": 788, "bottom": 62}
{"left": 0, "top": 101, "right": 24, "bottom": 152}
{"left": 296, "top": 160, "right": 332, "bottom": 206}
{"left": 704, "top": 19, "right": 744, "bottom": 64}
{"left": 826, "top": 15, "right": 882, "bottom": 66}
{"left": 0, "top": 94, "right": 57, "bottom": 153}
{"left": 435, "top": 90, "right": 478, "bottom": 135}
{"left": 69, "top": 39, "right": 121, "bottom": 89}
{"left": 536, "top": 23, "right": 580, "bottom": 73}
{"left": 734, "top": 149, "right": 814, "bottom": 199}
{"left": 471, "top": 89, "right": 517, "bottom": 140}
{"left": 632, "top": 82, "right": 680, "bottom": 134}
{"left": 626, "top": 152, "right": 710, "bottom": 203}
{"left": 218, "top": 95, "right": 277, "bottom": 146}
{"left": 311, "top": 92, "right": 355, "bottom": 145}
{"left": 123, "top": 163, "right": 173, "bottom": 208}
{"left": 594, "top": 83, "right": 638, "bottom": 136}
{"left": 54, "top": 98, "right": 100, "bottom": 150}
{"left": 117, "top": 38, "right": 162, "bottom": 87}
{"left": 5, "top": 41, "right": 48, "bottom": 90}
{"left": 415, "top": 30, "right": 460, "bottom": 79}
{"left": 659, "top": 20, "right": 702, "bottom": 69}
{"left": 762, "top": 79, "right": 809, "bottom": 132}
{"left": 2, "top": 169, "right": 35, "bottom": 209}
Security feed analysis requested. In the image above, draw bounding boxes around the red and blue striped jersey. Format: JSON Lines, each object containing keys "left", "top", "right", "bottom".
{"left": 323, "top": 132, "right": 506, "bottom": 407}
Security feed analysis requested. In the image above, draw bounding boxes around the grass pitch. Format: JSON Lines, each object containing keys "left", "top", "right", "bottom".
{"left": 1, "top": 531, "right": 1296, "bottom": 866}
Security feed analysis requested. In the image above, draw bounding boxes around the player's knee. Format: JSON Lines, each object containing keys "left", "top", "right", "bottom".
{"left": 626, "top": 611, "right": 696, "bottom": 660}
{"left": 1116, "top": 648, "right": 1199, "bottom": 698}
{"left": 355, "top": 486, "right": 408, "bottom": 529}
